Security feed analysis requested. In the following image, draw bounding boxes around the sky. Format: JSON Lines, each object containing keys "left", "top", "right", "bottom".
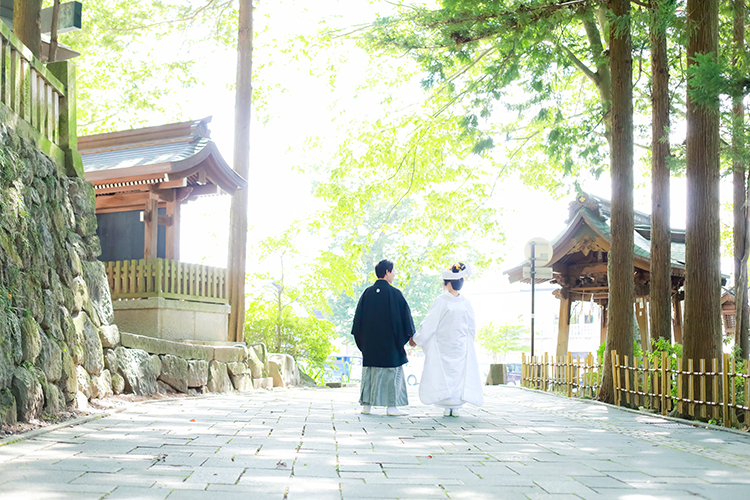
{"left": 109, "top": 1, "right": 739, "bottom": 356}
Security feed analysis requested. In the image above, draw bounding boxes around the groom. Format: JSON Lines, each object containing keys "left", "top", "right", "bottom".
{"left": 351, "top": 259, "right": 415, "bottom": 416}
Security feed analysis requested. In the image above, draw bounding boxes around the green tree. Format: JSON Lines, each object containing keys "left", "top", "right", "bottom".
{"left": 53, "top": 0, "right": 238, "bottom": 133}
{"left": 477, "top": 321, "right": 530, "bottom": 362}
{"left": 683, "top": 0, "right": 722, "bottom": 378}
{"left": 598, "top": 0, "right": 635, "bottom": 405}
{"left": 243, "top": 230, "right": 337, "bottom": 380}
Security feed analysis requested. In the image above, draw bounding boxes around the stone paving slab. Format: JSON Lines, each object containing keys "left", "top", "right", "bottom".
{"left": 1, "top": 385, "right": 750, "bottom": 499}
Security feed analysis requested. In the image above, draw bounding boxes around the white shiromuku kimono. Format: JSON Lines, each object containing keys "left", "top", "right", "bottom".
{"left": 413, "top": 292, "right": 484, "bottom": 408}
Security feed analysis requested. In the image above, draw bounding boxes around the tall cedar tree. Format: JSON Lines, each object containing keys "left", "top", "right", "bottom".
{"left": 683, "top": 0, "right": 722, "bottom": 398}
{"left": 649, "top": 0, "right": 673, "bottom": 347}
{"left": 228, "top": 0, "right": 253, "bottom": 342}
{"left": 598, "top": 0, "right": 634, "bottom": 404}
{"left": 733, "top": 0, "right": 749, "bottom": 360}
{"left": 13, "top": 0, "right": 42, "bottom": 58}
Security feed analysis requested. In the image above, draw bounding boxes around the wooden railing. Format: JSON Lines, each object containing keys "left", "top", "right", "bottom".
{"left": 522, "top": 353, "right": 602, "bottom": 398}
{"left": 0, "top": 21, "right": 79, "bottom": 175}
{"left": 522, "top": 351, "right": 750, "bottom": 429}
{"left": 105, "top": 259, "right": 228, "bottom": 304}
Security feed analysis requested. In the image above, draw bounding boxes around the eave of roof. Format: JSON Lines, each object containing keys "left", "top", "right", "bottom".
{"left": 80, "top": 118, "right": 247, "bottom": 195}
{"left": 504, "top": 206, "right": 687, "bottom": 284}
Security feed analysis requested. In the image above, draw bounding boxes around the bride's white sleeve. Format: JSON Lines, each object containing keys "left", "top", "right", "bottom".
{"left": 412, "top": 297, "right": 444, "bottom": 346}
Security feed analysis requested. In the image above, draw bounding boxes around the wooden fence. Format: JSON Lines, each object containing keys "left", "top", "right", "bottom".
{"left": 610, "top": 350, "right": 750, "bottom": 428}
{"left": 521, "top": 352, "right": 603, "bottom": 399}
{"left": 1, "top": 22, "right": 64, "bottom": 146}
{"left": 522, "top": 351, "right": 750, "bottom": 428}
{"left": 105, "top": 259, "right": 228, "bottom": 304}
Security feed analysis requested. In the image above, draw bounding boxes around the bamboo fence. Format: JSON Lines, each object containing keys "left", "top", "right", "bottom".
{"left": 522, "top": 351, "right": 750, "bottom": 428}
{"left": 521, "top": 352, "right": 603, "bottom": 399}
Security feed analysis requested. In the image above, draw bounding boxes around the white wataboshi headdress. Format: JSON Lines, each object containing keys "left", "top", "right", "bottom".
{"left": 441, "top": 262, "right": 472, "bottom": 280}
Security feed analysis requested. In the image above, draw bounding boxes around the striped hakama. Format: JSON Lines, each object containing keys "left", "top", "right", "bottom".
{"left": 359, "top": 366, "right": 408, "bottom": 407}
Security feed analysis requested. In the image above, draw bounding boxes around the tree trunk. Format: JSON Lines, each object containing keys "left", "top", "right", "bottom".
{"left": 733, "top": 0, "right": 749, "bottom": 360}
{"left": 683, "top": 0, "right": 722, "bottom": 391}
{"left": 227, "top": 0, "right": 253, "bottom": 343}
{"left": 48, "top": 0, "right": 61, "bottom": 63}
{"left": 13, "top": 0, "right": 42, "bottom": 58}
{"left": 598, "top": 0, "right": 634, "bottom": 405}
{"left": 649, "top": 0, "right": 672, "bottom": 347}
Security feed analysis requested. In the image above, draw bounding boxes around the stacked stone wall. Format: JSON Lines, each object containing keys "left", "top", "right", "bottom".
{"left": 0, "top": 125, "right": 300, "bottom": 427}
{"left": 0, "top": 124, "right": 109, "bottom": 425}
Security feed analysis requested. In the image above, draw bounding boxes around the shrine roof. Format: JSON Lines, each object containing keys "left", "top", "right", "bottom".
{"left": 79, "top": 117, "right": 246, "bottom": 195}
{"left": 504, "top": 193, "right": 687, "bottom": 285}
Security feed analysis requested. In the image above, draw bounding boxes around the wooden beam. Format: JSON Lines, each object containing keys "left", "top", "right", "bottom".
{"left": 95, "top": 192, "right": 150, "bottom": 211}
{"left": 149, "top": 185, "right": 176, "bottom": 202}
{"left": 565, "top": 262, "right": 608, "bottom": 276}
{"left": 155, "top": 178, "right": 188, "bottom": 189}
{"left": 176, "top": 186, "right": 194, "bottom": 202}
{"left": 143, "top": 197, "right": 159, "bottom": 259}
{"left": 556, "top": 293, "right": 571, "bottom": 360}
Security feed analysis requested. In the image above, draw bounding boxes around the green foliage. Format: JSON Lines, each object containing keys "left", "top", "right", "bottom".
{"left": 244, "top": 299, "right": 335, "bottom": 381}
{"left": 477, "top": 320, "right": 530, "bottom": 357}
{"left": 54, "top": 0, "right": 239, "bottom": 133}
{"left": 244, "top": 228, "right": 337, "bottom": 382}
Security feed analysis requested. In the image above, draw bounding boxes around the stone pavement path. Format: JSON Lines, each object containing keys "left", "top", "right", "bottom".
{"left": 1, "top": 385, "right": 749, "bottom": 500}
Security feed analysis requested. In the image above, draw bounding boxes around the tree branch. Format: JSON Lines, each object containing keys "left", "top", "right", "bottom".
{"left": 557, "top": 42, "right": 600, "bottom": 85}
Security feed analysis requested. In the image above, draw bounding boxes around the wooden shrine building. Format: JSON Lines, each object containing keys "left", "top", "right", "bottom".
{"left": 505, "top": 193, "right": 687, "bottom": 358}
{"left": 79, "top": 117, "right": 247, "bottom": 343}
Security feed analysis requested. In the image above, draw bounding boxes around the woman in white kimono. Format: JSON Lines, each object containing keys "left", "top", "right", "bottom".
{"left": 412, "top": 262, "right": 484, "bottom": 417}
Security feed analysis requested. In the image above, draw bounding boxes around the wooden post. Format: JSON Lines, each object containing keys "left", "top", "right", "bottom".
{"left": 712, "top": 358, "right": 720, "bottom": 421}
{"left": 636, "top": 297, "right": 650, "bottom": 352}
{"left": 722, "top": 353, "right": 730, "bottom": 427}
{"left": 165, "top": 200, "right": 181, "bottom": 260}
{"left": 600, "top": 303, "right": 608, "bottom": 345}
{"left": 673, "top": 295, "right": 683, "bottom": 344}
{"left": 611, "top": 350, "right": 619, "bottom": 406}
{"left": 567, "top": 352, "right": 573, "bottom": 397}
{"left": 624, "top": 355, "right": 631, "bottom": 406}
{"left": 543, "top": 352, "right": 549, "bottom": 391}
{"left": 700, "top": 359, "right": 707, "bottom": 420}
{"left": 47, "top": 60, "right": 83, "bottom": 177}
{"left": 227, "top": 0, "right": 253, "bottom": 343}
{"left": 556, "top": 291, "right": 571, "bottom": 360}
{"left": 143, "top": 196, "right": 159, "bottom": 259}
{"left": 661, "top": 351, "right": 668, "bottom": 415}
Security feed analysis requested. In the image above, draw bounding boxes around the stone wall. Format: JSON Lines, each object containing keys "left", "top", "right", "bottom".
{"left": 0, "top": 124, "right": 298, "bottom": 426}
{"left": 0, "top": 123, "right": 108, "bottom": 425}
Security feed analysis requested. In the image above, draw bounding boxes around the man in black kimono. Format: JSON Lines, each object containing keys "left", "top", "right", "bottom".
{"left": 352, "top": 259, "right": 415, "bottom": 416}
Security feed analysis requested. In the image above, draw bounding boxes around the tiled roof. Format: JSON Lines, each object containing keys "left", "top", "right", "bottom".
{"left": 82, "top": 137, "right": 211, "bottom": 174}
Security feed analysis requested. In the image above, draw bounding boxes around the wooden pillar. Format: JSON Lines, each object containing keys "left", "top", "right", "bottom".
{"left": 635, "top": 297, "right": 650, "bottom": 352}
{"left": 600, "top": 303, "right": 608, "bottom": 345}
{"left": 673, "top": 295, "right": 683, "bottom": 344}
{"left": 143, "top": 196, "right": 159, "bottom": 259}
{"left": 165, "top": 200, "right": 181, "bottom": 260}
{"left": 556, "top": 290, "right": 571, "bottom": 359}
